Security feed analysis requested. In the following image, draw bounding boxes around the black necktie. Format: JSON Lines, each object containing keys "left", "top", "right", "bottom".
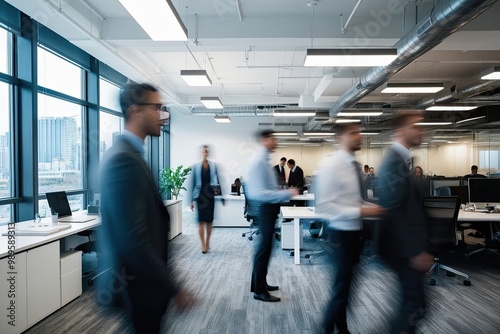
{"left": 353, "top": 161, "right": 368, "bottom": 201}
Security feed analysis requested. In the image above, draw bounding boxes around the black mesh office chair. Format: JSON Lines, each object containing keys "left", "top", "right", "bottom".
{"left": 424, "top": 196, "right": 471, "bottom": 286}
{"left": 241, "top": 184, "right": 260, "bottom": 240}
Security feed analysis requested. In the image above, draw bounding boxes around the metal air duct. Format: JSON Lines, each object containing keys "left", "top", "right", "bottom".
{"left": 328, "top": 0, "right": 499, "bottom": 116}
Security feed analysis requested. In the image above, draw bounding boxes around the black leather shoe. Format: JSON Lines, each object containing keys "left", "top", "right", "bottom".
{"left": 266, "top": 285, "right": 279, "bottom": 291}
{"left": 254, "top": 293, "right": 280, "bottom": 302}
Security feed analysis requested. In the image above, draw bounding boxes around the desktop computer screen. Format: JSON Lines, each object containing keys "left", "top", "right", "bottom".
{"left": 468, "top": 178, "right": 500, "bottom": 207}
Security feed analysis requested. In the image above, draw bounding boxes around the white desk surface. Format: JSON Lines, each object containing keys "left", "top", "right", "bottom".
{"left": 290, "top": 193, "right": 315, "bottom": 201}
{"left": 281, "top": 206, "right": 321, "bottom": 219}
{"left": 0, "top": 216, "right": 100, "bottom": 258}
{"left": 458, "top": 210, "right": 500, "bottom": 222}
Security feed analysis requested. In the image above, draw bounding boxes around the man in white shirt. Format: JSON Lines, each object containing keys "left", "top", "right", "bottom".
{"left": 315, "top": 123, "right": 384, "bottom": 334}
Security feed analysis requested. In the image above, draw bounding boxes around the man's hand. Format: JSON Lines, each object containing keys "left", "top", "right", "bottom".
{"left": 410, "top": 252, "right": 435, "bottom": 272}
{"left": 189, "top": 202, "right": 194, "bottom": 211}
{"left": 173, "top": 289, "right": 195, "bottom": 310}
{"left": 360, "top": 205, "right": 385, "bottom": 218}
{"left": 288, "top": 188, "right": 300, "bottom": 197}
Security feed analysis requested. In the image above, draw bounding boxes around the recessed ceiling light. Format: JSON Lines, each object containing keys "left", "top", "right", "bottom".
{"left": 201, "top": 97, "right": 223, "bottom": 109}
{"left": 426, "top": 105, "right": 478, "bottom": 111}
{"left": 337, "top": 111, "right": 383, "bottom": 117}
{"left": 303, "top": 131, "right": 336, "bottom": 136}
{"left": 335, "top": 119, "right": 361, "bottom": 123}
{"left": 480, "top": 66, "right": 500, "bottom": 80}
{"left": 214, "top": 115, "right": 231, "bottom": 123}
{"left": 416, "top": 122, "right": 452, "bottom": 126}
{"left": 273, "top": 110, "right": 316, "bottom": 117}
{"left": 180, "top": 70, "right": 212, "bottom": 86}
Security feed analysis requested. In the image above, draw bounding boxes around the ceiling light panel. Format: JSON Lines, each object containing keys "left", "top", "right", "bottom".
{"left": 304, "top": 48, "right": 397, "bottom": 67}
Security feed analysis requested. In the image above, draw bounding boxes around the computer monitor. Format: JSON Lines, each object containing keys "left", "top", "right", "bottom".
{"left": 449, "top": 186, "right": 468, "bottom": 205}
{"left": 468, "top": 178, "right": 500, "bottom": 208}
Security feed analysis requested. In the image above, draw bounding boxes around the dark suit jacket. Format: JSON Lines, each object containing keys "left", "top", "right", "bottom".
{"left": 287, "top": 166, "right": 305, "bottom": 190}
{"left": 374, "top": 146, "right": 427, "bottom": 266}
{"left": 99, "top": 136, "right": 179, "bottom": 313}
{"left": 273, "top": 164, "right": 286, "bottom": 185}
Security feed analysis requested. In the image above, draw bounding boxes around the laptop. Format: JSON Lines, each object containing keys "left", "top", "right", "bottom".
{"left": 46, "top": 191, "right": 96, "bottom": 223}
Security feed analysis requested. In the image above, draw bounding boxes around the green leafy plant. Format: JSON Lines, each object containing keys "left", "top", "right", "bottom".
{"left": 159, "top": 165, "right": 192, "bottom": 200}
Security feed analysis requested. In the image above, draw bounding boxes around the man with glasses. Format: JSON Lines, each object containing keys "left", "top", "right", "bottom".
{"left": 99, "top": 83, "right": 191, "bottom": 333}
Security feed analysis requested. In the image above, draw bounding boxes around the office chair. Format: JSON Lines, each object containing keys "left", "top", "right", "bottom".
{"left": 423, "top": 196, "right": 471, "bottom": 286}
{"left": 434, "top": 186, "right": 451, "bottom": 196}
{"left": 242, "top": 197, "right": 259, "bottom": 240}
{"left": 302, "top": 221, "right": 331, "bottom": 263}
{"left": 73, "top": 228, "right": 108, "bottom": 285}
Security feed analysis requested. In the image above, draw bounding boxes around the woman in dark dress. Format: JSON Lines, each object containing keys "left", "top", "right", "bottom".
{"left": 190, "top": 145, "right": 221, "bottom": 253}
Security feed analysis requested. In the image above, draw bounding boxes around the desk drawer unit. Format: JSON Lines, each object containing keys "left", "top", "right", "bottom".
{"left": 60, "top": 251, "right": 82, "bottom": 306}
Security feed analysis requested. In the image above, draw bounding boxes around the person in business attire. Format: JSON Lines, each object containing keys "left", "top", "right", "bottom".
{"left": 245, "top": 130, "right": 299, "bottom": 302}
{"left": 190, "top": 145, "right": 223, "bottom": 254}
{"left": 463, "top": 164, "right": 487, "bottom": 181}
{"left": 273, "top": 156, "right": 287, "bottom": 186}
{"left": 365, "top": 167, "right": 375, "bottom": 197}
{"left": 316, "top": 123, "right": 384, "bottom": 334}
{"left": 375, "top": 111, "right": 434, "bottom": 334}
{"left": 287, "top": 159, "right": 305, "bottom": 192}
{"left": 99, "top": 83, "right": 192, "bottom": 333}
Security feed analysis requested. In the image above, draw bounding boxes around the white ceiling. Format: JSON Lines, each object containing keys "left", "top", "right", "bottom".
{"left": 7, "top": 0, "right": 500, "bottom": 134}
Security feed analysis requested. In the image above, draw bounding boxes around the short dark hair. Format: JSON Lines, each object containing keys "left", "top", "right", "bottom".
{"left": 364, "top": 165, "right": 369, "bottom": 169}
{"left": 280, "top": 157, "right": 287, "bottom": 162}
{"left": 392, "top": 110, "right": 424, "bottom": 129}
{"left": 471, "top": 165, "right": 478, "bottom": 170}
{"left": 256, "top": 129, "right": 275, "bottom": 139}
{"left": 334, "top": 122, "right": 361, "bottom": 136}
{"left": 287, "top": 159, "right": 295, "bottom": 165}
{"left": 120, "top": 82, "right": 159, "bottom": 120}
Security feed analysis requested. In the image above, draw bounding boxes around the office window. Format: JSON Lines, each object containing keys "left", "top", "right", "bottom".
{"left": 479, "top": 150, "right": 500, "bottom": 170}
{"left": 99, "top": 78, "right": 121, "bottom": 111}
{"left": 0, "top": 27, "right": 12, "bottom": 75}
{"left": 0, "top": 81, "right": 12, "bottom": 199}
{"left": 38, "top": 46, "right": 83, "bottom": 99}
{"left": 38, "top": 94, "right": 83, "bottom": 194}
{"left": 99, "top": 111, "right": 124, "bottom": 159}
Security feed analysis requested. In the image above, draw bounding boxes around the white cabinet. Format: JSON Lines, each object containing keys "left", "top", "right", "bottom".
{"left": 0, "top": 241, "right": 61, "bottom": 334}
{"left": 0, "top": 252, "right": 28, "bottom": 334}
{"left": 27, "top": 241, "right": 61, "bottom": 326}
{"left": 213, "top": 196, "right": 248, "bottom": 227}
{"left": 165, "top": 200, "right": 182, "bottom": 240}
{"left": 60, "top": 251, "right": 82, "bottom": 306}
{"left": 281, "top": 222, "right": 303, "bottom": 249}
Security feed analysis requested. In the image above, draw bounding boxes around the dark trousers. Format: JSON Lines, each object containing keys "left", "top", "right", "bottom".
{"left": 250, "top": 204, "right": 280, "bottom": 294}
{"left": 323, "top": 230, "right": 364, "bottom": 334}
{"left": 390, "top": 259, "right": 426, "bottom": 334}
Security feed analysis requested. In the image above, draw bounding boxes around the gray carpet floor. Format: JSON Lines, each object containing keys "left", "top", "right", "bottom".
{"left": 25, "top": 210, "right": 500, "bottom": 333}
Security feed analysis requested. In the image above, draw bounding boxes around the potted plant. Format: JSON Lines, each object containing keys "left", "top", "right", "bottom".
{"left": 159, "top": 165, "right": 192, "bottom": 200}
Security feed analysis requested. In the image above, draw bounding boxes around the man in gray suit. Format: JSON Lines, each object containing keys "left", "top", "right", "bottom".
{"left": 375, "top": 111, "right": 434, "bottom": 334}
{"left": 99, "top": 83, "right": 192, "bottom": 333}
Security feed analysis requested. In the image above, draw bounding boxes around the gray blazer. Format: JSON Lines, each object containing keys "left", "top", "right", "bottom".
{"left": 99, "top": 136, "right": 179, "bottom": 312}
{"left": 374, "top": 146, "right": 427, "bottom": 265}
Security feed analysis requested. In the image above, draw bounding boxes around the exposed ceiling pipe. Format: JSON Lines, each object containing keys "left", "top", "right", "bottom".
{"left": 416, "top": 72, "right": 500, "bottom": 109}
{"left": 328, "top": 0, "right": 500, "bottom": 117}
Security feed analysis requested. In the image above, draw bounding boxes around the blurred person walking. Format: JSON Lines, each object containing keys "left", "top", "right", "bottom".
{"left": 375, "top": 111, "right": 434, "bottom": 334}
{"left": 316, "top": 123, "right": 384, "bottom": 334}
{"left": 245, "top": 129, "right": 298, "bottom": 302}
{"left": 99, "top": 83, "right": 192, "bottom": 333}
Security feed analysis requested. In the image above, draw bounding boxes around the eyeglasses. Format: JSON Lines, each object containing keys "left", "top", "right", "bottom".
{"left": 135, "top": 103, "right": 170, "bottom": 121}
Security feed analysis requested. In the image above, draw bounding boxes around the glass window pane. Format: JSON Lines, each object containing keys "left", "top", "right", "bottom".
{"left": 0, "top": 82, "right": 12, "bottom": 199}
{"left": 38, "top": 46, "right": 83, "bottom": 99}
{"left": 99, "top": 111, "right": 124, "bottom": 159}
{"left": 99, "top": 78, "right": 121, "bottom": 111}
{"left": 0, "top": 205, "right": 11, "bottom": 224}
{"left": 0, "top": 27, "right": 11, "bottom": 75}
{"left": 38, "top": 94, "right": 83, "bottom": 193}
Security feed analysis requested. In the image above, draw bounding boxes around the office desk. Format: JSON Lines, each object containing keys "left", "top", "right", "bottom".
{"left": 290, "top": 193, "right": 315, "bottom": 201}
{"left": 0, "top": 216, "right": 99, "bottom": 334}
{"left": 457, "top": 210, "right": 500, "bottom": 258}
{"left": 280, "top": 206, "right": 323, "bottom": 264}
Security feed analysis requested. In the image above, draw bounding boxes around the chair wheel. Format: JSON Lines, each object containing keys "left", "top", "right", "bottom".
{"left": 248, "top": 236, "right": 253, "bottom": 241}
{"left": 463, "top": 280, "right": 471, "bottom": 286}
{"left": 429, "top": 278, "right": 436, "bottom": 286}
{"left": 305, "top": 254, "right": 310, "bottom": 259}
{"left": 242, "top": 233, "right": 245, "bottom": 237}
{"left": 88, "top": 279, "right": 94, "bottom": 286}
{"left": 290, "top": 251, "right": 294, "bottom": 256}
{"left": 446, "top": 271, "right": 456, "bottom": 277}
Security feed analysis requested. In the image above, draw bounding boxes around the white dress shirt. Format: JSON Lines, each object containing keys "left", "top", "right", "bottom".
{"left": 315, "top": 149, "right": 368, "bottom": 231}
